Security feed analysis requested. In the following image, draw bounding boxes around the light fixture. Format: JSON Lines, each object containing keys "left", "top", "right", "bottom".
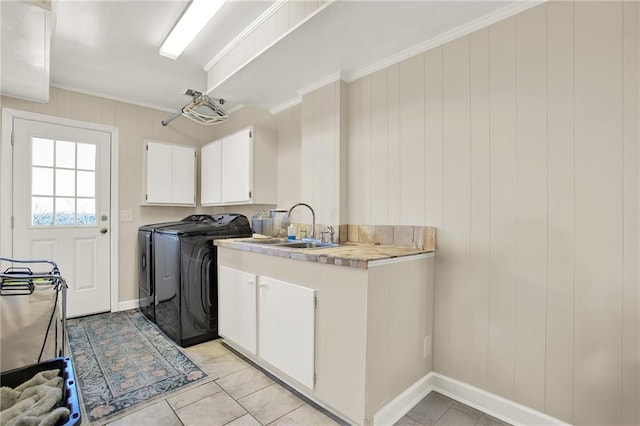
{"left": 160, "top": 0, "right": 225, "bottom": 60}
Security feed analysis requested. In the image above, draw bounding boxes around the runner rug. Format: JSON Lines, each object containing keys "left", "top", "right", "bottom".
{"left": 67, "top": 309, "right": 207, "bottom": 424}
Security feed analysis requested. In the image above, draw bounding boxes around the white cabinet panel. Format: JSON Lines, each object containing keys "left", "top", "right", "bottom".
{"left": 200, "top": 126, "right": 276, "bottom": 206}
{"left": 144, "top": 140, "right": 195, "bottom": 206}
{"left": 258, "top": 276, "right": 315, "bottom": 389}
{"left": 222, "top": 128, "right": 252, "bottom": 203}
{"left": 146, "top": 141, "right": 173, "bottom": 203}
{"left": 171, "top": 145, "right": 196, "bottom": 204}
{"left": 201, "top": 142, "right": 222, "bottom": 205}
{"left": 218, "top": 266, "right": 257, "bottom": 354}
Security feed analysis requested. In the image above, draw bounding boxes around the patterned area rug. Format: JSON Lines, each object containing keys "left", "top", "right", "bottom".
{"left": 67, "top": 309, "right": 207, "bottom": 423}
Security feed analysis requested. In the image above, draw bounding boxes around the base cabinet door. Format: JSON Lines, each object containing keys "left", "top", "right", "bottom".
{"left": 258, "top": 276, "right": 315, "bottom": 389}
{"left": 218, "top": 266, "right": 257, "bottom": 354}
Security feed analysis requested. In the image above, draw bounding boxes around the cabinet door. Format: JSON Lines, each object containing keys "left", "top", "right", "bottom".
{"left": 171, "top": 145, "right": 195, "bottom": 204}
{"left": 146, "top": 141, "right": 173, "bottom": 203}
{"left": 201, "top": 141, "right": 222, "bottom": 205}
{"left": 218, "top": 266, "right": 257, "bottom": 354}
{"left": 221, "top": 128, "right": 251, "bottom": 203}
{"left": 259, "top": 276, "right": 315, "bottom": 389}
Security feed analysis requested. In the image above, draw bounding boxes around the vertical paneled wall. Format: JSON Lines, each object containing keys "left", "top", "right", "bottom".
{"left": 298, "top": 81, "right": 347, "bottom": 227}
{"left": 346, "top": 2, "right": 639, "bottom": 424}
{"left": 275, "top": 104, "right": 302, "bottom": 210}
{"left": 1, "top": 88, "right": 218, "bottom": 303}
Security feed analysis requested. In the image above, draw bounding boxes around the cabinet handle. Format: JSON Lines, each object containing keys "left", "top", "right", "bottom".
{"left": 260, "top": 284, "right": 268, "bottom": 289}
{"left": 248, "top": 280, "right": 255, "bottom": 286}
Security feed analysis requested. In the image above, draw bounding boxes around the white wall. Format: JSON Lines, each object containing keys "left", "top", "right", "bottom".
{"left": 298, "top": 81, "right": 348, "bottom": 228}
{"left": 1, "top": 88, "right": 218, "bottom": 303}
{"left": 0, "top": 92, "right": 288, "bottom": 304}
{"left": 345, "top": 2, "right": 638, "bottom": 425}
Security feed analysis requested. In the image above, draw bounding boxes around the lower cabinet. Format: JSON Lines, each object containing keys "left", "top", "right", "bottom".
{"left": 218, "top": 266, "right": 256, "bottom": 354}
{"left": 218, "top": 266, "right": 316, "bottom": 389}
{"left": 217, "top": 246, "right": 435, "bottom": 426}
{"left": 259, "top": 277, "right": 315, "bottom": 389}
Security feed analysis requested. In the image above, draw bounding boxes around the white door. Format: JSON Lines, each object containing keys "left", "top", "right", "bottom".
{"left": 218, "top": 265, "right": 256, "bottom": 354}
{"left": 170, "top": 144, "right": 195, "bottom": 205}
{"left": 146, "top": 141, "right": 173, "bottom": 204}
{"left": 258, "top": 276, "right": 315, "bottom": 389}
{"left": 221, "top": 129, "right": 251, "bottom": 203}
{"left": 11, "top": 118, "right": 111, "bottom": 317}
{"left": 200, "top": 140, "right": 222, "bottom": 205}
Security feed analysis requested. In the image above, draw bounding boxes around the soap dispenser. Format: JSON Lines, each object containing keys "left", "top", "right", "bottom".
{"left": 287, "top": 224, "right": 296, "bottom": 240}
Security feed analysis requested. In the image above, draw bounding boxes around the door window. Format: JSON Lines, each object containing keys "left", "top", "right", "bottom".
{"left": 30, "top": 137, "right": 97, "bottom": 226}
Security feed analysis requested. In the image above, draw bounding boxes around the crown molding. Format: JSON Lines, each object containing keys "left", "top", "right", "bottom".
{"left": 50, "top": 83, "right": 176, "bottom": 113}
{"left": 269, "top": 96, "right": 302, "bottom": 115}
{"left": 203, "top": 0, "right": 288, "bottom": 72}
{"left": 345, "top": 0, "right": 545, "bottom": 83}
{"left": 297, "top": 71, "right": 342, "bottom": 96}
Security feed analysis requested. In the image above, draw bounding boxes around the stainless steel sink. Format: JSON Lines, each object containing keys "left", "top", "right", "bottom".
{"left": 276, "top": 241, "right": 339, "bottom": 249}
{"left": 243, "top": 238, "right": 289, "bottom": 245}
{"left": 243, "top": 239, "right": 339, "bottom": 249}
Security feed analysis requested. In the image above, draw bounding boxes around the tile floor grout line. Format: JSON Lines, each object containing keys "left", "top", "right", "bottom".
{"left": 169, "top": 383, "right": 227, "bottom": 414}
{"left": 220, "top": 409, "right": 256, "bottom": 426}
{"left": 264, "top": 402, "right": 306, "bottom": 426}
{"left": 433, "top": 405, "right": 452, "bottom": 426}
{"left": 232, "top": 381, "right": 277, "bottom": 402}
{"left": 220, "top": 342, "right": 347, "bottom": 426}
{"left": 164, "top": 398, "right": 186, "bottom": 426}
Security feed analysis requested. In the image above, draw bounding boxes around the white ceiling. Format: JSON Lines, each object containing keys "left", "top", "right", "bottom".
{"left": 2, "top": 0, "right": 540, "bottom": 115}
{"left": 50, "top": 0, "right": 274, "bottom": 112}
{"left": 210, "top": 0, "right": 525, "bottom": 112}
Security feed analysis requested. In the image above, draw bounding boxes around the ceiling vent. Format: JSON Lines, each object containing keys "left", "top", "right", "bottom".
{"left": 162, "top": 89, "right": 228, "bottom": 126}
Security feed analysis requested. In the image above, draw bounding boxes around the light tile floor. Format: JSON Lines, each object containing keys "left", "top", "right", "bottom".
{"left": 395, "top": 391, "right": 510, "bottom": 426}
{"left": 104, "top": 339, "right": 509, "bottom": 426}
{"left": 105, "top": 339, "right": 342, "bottom": 426}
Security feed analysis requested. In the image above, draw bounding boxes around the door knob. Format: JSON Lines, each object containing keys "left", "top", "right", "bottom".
{"left": 100, "top": 228, "right": 108, "bottom": 234}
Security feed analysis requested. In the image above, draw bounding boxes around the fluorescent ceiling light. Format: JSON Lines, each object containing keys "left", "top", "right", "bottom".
{"left": 160, "top": 0, "right": 225, "bottom": 60}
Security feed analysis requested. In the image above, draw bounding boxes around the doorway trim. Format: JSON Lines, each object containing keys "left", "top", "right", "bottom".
{"left": 1, "top": 107, "right": 120, "bottom": 313}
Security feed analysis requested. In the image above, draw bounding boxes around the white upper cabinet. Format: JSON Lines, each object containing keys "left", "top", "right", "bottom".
{"left": 144, "top": 140, "right": 196, "bottom": 206}
{"left": 201, "top": 126, "right": 277, "bottom": 206}
{"left": 200, "top": 141, "right": 222, "bottom": 204}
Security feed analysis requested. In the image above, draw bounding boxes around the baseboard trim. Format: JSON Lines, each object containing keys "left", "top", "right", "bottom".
{"left": 374, "top": 373, "right": 433, "bottom": 426}
{"left": 117, "top": 299, "right": 139, "bottom": 312}
{"left": 374, "top": 372, "right": 570, "bottom": 426}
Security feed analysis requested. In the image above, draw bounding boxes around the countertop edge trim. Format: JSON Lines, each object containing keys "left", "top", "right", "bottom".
{"left": 367, "top": 252, "right": 435, "bottom": 267}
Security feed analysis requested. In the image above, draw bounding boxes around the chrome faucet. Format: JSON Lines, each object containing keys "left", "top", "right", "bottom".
{"left": 320, "top": 225, "right": 335, "bottom": 243}
{"left": 287, "top": 203, "right": 316, "bottom": 240}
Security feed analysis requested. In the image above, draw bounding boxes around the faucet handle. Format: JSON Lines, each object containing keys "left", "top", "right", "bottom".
{"left": 321, "top": 225, "right": 335, "bottom": 243}
{"left": 328, "top": 225, "right": 335, "bottom": 243}
{"left": 300, "top": 229, "right": 307, "bottom": 240}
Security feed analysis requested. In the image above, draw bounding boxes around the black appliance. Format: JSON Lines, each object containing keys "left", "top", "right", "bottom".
{"left": 138, "top": 215, "right": 219, "bottom": 323}
{"left": 153, "top": 214, "right": 251, "bottom": 347}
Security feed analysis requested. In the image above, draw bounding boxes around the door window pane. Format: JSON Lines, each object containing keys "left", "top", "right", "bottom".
{"left": 77, "top": 143, "right": 96, "bottom": 170}
{"left": 32, "top": 197, "right": 54, "bottom": 226}
{"left": 55, "top": 169, "right": 76, "bottom": 197}
{"left": 32, "top": 167, "right": 53, "bottom": 196}
{"left": 55, "top": 197, "right": 75, "bottom": 225}
{"left": 30, "top": 137, "right": 100, "bottom": 227}
{"left": 32, "top": 138, "right": 54, "bottom": 167}
{"left": 77, "top": 171, "right": 95, "bottom": 197}
{"left": 56, "top": 141, "right": 75, "bottom": 168}
{"left": 77, "top": 198, "right": 96, "bottom": 225}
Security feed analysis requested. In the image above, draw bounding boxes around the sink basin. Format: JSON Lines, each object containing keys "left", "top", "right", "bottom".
{"left": 244, "top": 238, "right": 289, "bottom": 245}
{"left": 276, "top": 241, "right": 339, "bottom": 249}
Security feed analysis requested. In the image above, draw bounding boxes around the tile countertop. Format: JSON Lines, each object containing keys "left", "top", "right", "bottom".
{"left": 214, "top": 238, "right": 435, "bottom": 270}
